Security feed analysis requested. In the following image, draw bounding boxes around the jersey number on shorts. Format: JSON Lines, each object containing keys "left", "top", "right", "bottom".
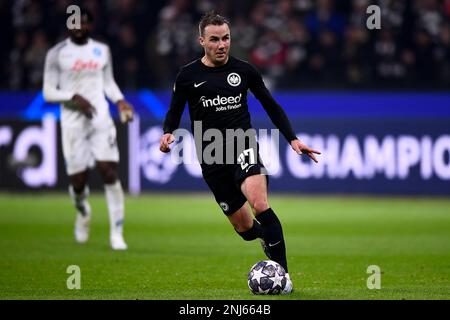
{"left": 237, "top": 148, "right": 255, "bottom": 171}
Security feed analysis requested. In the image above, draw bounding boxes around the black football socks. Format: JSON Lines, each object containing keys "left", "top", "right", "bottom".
{"left": 255, "top": 208, "right": 288, "bottom": 273}
{"left": 236, "top": 219, "right": 263, "bottom": 241}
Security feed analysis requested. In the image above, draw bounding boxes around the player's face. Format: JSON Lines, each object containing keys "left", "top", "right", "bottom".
{"left": 69, "top": 16, "right": 92, "bottom": 44}
{"left": 200, "top": 24, "right": 231, "bottom": 66}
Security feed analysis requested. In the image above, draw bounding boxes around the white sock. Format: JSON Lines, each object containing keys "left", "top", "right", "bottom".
{"left": 69, "top": 185, "right": 90, "bottom": 216}
{"left": 104, "top": 181, "right": 125, "bottom": 236}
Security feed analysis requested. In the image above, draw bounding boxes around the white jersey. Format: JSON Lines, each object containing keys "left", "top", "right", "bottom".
{"left": 43, "top": 38, "right": 124, "bottom": 129}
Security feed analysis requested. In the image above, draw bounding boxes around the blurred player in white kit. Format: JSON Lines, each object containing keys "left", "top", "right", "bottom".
{"left": 42, "top": 9, "right": 134, "bottom": 250}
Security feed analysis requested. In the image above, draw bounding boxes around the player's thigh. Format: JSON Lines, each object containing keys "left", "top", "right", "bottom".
{"left": 90, "top": 124, "right": 119, "bottom": 163}
{"left": 240, "top": 174, "right": 269, "bottom": 214}
{"left": 234, "top": 150, "right": 270, "bottom": 214}
{"left": 227, "top": 202, "right": 255, "bottom": 232}
{"left": 61, "top": 126, "right": 94, "bottom": 175}
{"left": 203, "top": 168, "right": 247, "bottom": 216}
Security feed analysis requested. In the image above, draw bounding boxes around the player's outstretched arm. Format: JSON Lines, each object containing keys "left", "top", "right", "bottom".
{"left": 160, "top": 69, "right": 188, "bottom": 153}
{"left": 290, "top": 139, "right": 321, "bottom": 163}
{"left": 248, "top": 64, "right": 321, "bottom": 163}
{"left": 159, "top": 133, "right": 175, "bottom": 153}
{"left": 116, "top": 99, "right": 134, "bottom": 123}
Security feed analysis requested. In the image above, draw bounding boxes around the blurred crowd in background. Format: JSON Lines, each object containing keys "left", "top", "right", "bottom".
{"left": 1, "top": 0, "right": 450, "bottom": 91}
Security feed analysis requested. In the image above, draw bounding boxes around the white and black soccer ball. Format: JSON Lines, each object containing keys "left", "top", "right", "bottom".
{"left": 247, "top": 260, "right": 287, "bottom": 295}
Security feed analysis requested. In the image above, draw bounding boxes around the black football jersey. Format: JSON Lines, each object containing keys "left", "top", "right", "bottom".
{"left": 163, "top": 56, "right": 297, "bottom": 145}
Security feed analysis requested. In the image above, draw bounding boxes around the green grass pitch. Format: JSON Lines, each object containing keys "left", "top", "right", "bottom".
{"left": 0, "top": 193, "right": 449, "bottom": 300}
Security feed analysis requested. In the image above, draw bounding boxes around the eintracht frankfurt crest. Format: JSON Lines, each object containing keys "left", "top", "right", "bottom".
{"left": 227, "top": 73, "right": 241, "bottom": 87}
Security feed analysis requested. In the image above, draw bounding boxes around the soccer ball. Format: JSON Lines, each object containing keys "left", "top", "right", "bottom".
{"left": 247, "top": 260, "right": 287, "bottom": 295}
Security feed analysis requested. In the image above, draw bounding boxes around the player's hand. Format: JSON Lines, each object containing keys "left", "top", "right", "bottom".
{"left": 72, "top": 94, "right": 96, "bottom": 119}
{"left": 117, "top": 100, "right": 134, "bottom": 123}
{"left": 159, "top": 133, "right": 175, "bottom": 153}
{"left": 290, "top": 139, "right": 321, "bottom": 163}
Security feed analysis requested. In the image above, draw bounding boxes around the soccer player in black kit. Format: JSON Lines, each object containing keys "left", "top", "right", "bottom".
{"left": 160, "top": 12, "right": 320, "bottom": 294}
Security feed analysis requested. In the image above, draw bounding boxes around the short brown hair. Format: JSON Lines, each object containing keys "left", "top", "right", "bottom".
{"left": 198, "top": 11, "right": 230, "bottom": 36}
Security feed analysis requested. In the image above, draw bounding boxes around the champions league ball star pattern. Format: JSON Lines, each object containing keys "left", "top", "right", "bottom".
{"left": 248, "top": 260, "right": 287, "bottom": 295}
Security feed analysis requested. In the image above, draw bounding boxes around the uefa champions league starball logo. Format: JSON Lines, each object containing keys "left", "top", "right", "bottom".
{"left": 139, "top": 126, "right": 178, "bottom": 184}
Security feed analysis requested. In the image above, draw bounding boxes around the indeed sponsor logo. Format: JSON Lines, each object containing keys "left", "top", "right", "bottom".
{"left": 200, "top": 94, "right": 242, "bottom": 110}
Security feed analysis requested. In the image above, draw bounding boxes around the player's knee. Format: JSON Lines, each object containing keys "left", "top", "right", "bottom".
{"left": 251, "top": 199, "right": 269, "bottom": 214}
{"left": 71, "top": 182, "right": 86, "bottom": 194}
{"left": 97, "top": 162, "right": 118, "bottom": 184}
{"left": 100, "top": 168, "right": 118, "bottom": 184}
{"left": 70, "top": 173, "right": 88, "bottom": 193}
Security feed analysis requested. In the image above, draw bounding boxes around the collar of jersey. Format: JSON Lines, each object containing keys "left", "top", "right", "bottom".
{"left": 198, "top": 56, "right": 233, "bottom": 71}
{"left": 67, "top": 38, "right": 92, "bottom": 47}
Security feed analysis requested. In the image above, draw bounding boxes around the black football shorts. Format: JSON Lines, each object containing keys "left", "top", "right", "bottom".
{"left": 202, "top": 153, "right": 269, "bottom": 216}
